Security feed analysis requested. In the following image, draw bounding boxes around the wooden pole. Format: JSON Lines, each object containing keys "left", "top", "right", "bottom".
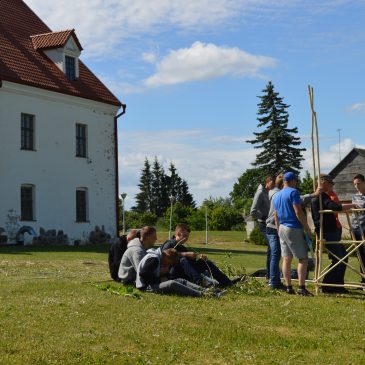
{"left": 309, "top": 87, "right": 317, "bottom": 193}
{"left": 308, "top": 85, "right": 324, "bottom": 294}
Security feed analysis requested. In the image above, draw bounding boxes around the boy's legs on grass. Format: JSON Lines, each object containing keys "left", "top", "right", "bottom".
{"left": 150, "top": 279, "right": 203, "bottom": 297}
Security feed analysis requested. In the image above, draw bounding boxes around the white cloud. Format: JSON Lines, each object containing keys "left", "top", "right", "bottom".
{"left": 117, "top": 129, "right": 256, "bottom": 208}
{"left": 347, "top": 102, "right": 365, "bottom": 112}
{"left": 142, "top": 52, "right": 158, "bottom": 64}
{"left": 118, "top": 131, "right": 365, "bottom": 209}
{"left": 24, "top": 0, "right": 357, "bottom": 58}
{"left": 144, "top": 42, "right": 276, "bottom": 87}
{"left": 23, "top": 0, "right": 258, "bottom": 57}
{"left": 302, "top": 138, "right": 357, "bottom": 173}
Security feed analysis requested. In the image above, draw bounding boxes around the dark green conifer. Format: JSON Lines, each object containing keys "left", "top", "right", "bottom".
{"left": 246, "top": 81, "right": 305, "bottom": 175}
{"left": 133, "top": 158, "right": 152, "bottom": 213}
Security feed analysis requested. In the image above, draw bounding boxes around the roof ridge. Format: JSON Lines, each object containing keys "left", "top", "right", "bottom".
{"left": 0, "top": 0, "right": 121, "bottom": 107}
{"left": 30, "top": 29, "right": 74, "bottom": 38}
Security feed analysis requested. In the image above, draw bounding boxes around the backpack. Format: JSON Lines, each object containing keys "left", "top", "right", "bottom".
{"left": 108, "top": 235, "right": 128, "bottom": 282}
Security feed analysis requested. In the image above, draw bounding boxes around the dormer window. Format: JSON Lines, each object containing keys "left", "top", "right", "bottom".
{"left": 31, "top": 29, "right": 83, "bottom": 81}
{"left": 65, "top": 56, "right": 76, "bottom": 80}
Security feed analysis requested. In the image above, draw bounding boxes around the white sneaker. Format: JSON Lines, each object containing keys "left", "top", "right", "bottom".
{"left": 214, "top": 289, "right": 227, "bottom": 298}
{"left": 201, "top": 274, "right": 219, "bottom": 287}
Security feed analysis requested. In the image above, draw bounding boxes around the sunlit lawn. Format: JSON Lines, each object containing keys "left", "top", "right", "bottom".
{"left": 0, "top": 233, "right": 364, "bottom": 365}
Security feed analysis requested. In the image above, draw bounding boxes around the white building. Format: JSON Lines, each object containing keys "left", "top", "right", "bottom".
{"left": 0, "top": 0, "right": 124, "bottom": 244}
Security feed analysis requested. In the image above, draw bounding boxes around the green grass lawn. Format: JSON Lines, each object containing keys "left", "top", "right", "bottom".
{"left": 0, "top": 234, "right": 364, "bottom": 365}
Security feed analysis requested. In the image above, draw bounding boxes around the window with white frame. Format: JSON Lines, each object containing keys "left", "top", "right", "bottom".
{"left": 21, "top": 184, "right": 35, "bottom": 221}
{"left": 76, "top": 188, "right": 88, "bottom": 222}
{"left": 21, "top": 113, "right": 35, "bottom": 150}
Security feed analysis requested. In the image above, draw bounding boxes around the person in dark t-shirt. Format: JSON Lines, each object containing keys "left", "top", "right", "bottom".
{"left": 161, "top": 224, "right": 243, "bottom": 288}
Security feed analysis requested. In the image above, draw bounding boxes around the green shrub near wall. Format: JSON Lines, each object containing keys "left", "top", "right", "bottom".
{"left": 249, "top": 226, "right": 267, "bottom": 245}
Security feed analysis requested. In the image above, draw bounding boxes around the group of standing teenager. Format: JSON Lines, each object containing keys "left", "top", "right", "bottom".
{"left": 251, "top": 171, "right": 365, "bottom": 295}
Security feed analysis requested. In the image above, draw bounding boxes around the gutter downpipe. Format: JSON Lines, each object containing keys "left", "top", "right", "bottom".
{"left": 114, "top": 103, "right": 127, "bottom": 237}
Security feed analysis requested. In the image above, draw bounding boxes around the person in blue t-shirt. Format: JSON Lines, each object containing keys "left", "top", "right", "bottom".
{"left": 273, "top": 172, "right": 313, "bottom": 296}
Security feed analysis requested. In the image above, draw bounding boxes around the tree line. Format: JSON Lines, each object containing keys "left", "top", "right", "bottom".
{"left": 122, "top": 82, "right": 314, "bottom": 231}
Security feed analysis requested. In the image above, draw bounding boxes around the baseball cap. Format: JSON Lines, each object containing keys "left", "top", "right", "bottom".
{"left": 283, "top": 171, "right": 297, "bottom": 182}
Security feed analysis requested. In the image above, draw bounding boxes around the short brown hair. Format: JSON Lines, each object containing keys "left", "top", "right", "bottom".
{"left": 353, "top": 174, "right": 365, "bottom": 182}
{"left": 175, "top": 223, "right": 190, "bottom": 233}
{"left": 162, "top": 248, "right": 180, "bottom": 266}
{"left": 127, "top": 229, "right": 140, "bottom": 241}
{"left": 140, "top": 226, "right": 156, "bottom": 240}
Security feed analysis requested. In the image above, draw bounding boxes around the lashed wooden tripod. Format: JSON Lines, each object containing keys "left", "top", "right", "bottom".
{"left": 308, "top": 85, "right": 365, "bottom": 294}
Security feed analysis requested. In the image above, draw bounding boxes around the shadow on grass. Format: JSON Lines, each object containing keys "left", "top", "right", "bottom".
{"left": 321, "top": 291, "right": 365, "bottom": 301}
{"left": 0, "top": 243, "right": 110, "bottom": 255}
{"left": 0, "top": 244, "right": 266, "bottom": 257}
{"left": 187, "top": 246, "right": 267, "bottom": 256}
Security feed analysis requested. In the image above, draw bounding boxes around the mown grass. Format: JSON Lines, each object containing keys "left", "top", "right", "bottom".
{"left": 0, "top": 234, "right": 364, "bottom": 365}
{"left": 156, "top": 230, "right": 248, "bottom": 244}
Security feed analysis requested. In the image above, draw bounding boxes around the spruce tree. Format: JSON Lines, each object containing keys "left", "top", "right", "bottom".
{"left": 300, "top": 170, "right": 314, "bottom": 194}
{"left": 167, "top": 162, "right": 196, "bottom": 209}
{"left": 134, "top": 158, "right": 196, "bottom": 217}
{"left": 151, "top": 157, "right": 168, "bottom": 216}
{"left": 133, "top": 158, "right": 152, "bottom": 212}
{"left": 167, "top": 162, "right": 182, "bottom": 199}
{"left": 246, "top": 81, "right": 305, "bottom": 175}
{"left": 179, "top": 179, "right": 196, "bottom": 208}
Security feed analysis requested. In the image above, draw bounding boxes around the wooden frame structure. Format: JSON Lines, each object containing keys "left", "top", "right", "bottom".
{"left": 308, "top": 85, "right": 365, "bottom": 294}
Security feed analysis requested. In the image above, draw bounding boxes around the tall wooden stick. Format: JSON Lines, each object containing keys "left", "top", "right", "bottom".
{"left": 308, "top": 85, "right": 323, "bottom": 295}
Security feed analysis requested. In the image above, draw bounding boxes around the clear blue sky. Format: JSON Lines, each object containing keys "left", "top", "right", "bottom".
{"left": 25, "top": 0, "right": 365, "bottom": 209}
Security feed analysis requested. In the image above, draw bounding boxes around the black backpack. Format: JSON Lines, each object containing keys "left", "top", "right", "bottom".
{"left": 108, "top": 235, "right": 128, "bottom": 282}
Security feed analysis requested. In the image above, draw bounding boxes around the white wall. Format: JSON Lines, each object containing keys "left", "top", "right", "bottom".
{"left": 0, "top": 81, "right": 120, "bottom": 242}
{"left": 43, "top": 48, "right": 64, "bottom": 73}
{"left": 44, "top": 37, "right": 81, "bottom": 77}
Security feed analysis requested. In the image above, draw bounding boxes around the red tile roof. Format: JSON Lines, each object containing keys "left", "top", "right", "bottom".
{"left": 0, "top": 0, "right": 121, "bottom": 107}
{"left": 31, "top": 29, "right": 83, "bottom": 51}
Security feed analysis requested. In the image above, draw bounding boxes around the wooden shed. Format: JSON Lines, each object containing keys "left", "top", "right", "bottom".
{"left": 329, "top": 148, "right": 365, "bottom": 201}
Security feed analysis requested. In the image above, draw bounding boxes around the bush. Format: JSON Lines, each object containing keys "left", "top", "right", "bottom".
{"left": 249, "top": 226, "right": 267, "bottom": 245}
{"left": 123, "top": 211, "right": 158, "bottom": 230}
{"left": 209, "top": 206, "right": 243, "bottom": 231}
{"left": 187, "top": 208, "right": 206, "bottom": 230}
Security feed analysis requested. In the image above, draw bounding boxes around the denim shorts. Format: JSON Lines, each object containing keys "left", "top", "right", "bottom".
{"left": 278, "top": 225, "right": 308, "bottom": 259}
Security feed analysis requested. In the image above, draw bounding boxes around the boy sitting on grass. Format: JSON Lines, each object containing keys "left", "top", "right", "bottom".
{"left": 136, "top": 248, "right": 226, "bottom": 298}
{"left": 161, "top": 224, "right": 243, "bottom": 288}
{"left": 118, "top": 226, "right": 157, "bottom": 284}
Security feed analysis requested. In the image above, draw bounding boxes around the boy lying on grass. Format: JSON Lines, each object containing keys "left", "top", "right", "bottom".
{"left": 136, "top": 247, "right": 226, "bottom": 298}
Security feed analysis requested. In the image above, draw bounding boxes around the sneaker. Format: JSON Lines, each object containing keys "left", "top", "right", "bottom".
{"left": 200, "top": 274, "right": 219, "bottom": 288}
{"left": 297, "top": 288, "right": 313, "bottom": 297}
{"left": 286, "top": 286, "right": 295, "bottom": 294}
{"left": 231, "top": 274, "right": 246, "bottom": 285}
{"left": 202, "top": 288, "right": 226, "bottom": 298}
{"left": 270, "top": 283, "right": 286, "bottom": 291}
{"left": 214, "top": 289, "right": 227, "bottom": 298}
